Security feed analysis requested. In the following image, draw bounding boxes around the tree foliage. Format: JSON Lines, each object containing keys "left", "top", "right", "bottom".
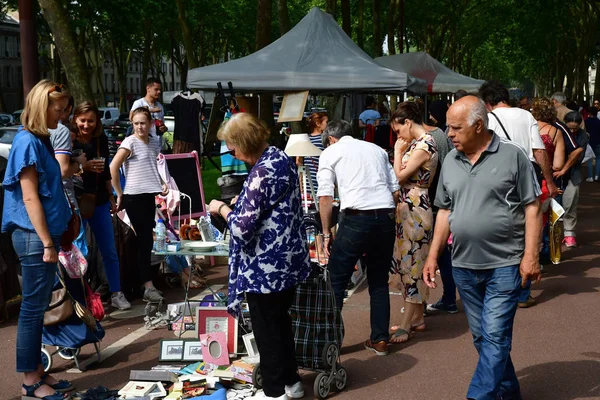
{"left": 7, "top": 0, "right": 598, "bottom": 103}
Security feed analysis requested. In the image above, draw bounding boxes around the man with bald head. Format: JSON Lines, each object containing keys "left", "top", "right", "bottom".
{"left": 423, "top": 96, "right": 542, "bottom": 400}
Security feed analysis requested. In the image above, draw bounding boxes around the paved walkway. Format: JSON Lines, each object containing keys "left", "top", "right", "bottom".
{"left": 1, "top": 185, "right": 600, "bottom": 399}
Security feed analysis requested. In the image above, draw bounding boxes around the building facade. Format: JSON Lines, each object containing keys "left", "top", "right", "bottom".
{"left": 0, "top": 11, "right": 183, "bottom": 112}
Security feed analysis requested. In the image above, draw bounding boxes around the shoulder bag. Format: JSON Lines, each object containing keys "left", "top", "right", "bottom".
{"left": 43, "top": 266, "right": 74, "bottom": 326}
{"left": 490, "top": 111, "right": 543, "bottom": 184}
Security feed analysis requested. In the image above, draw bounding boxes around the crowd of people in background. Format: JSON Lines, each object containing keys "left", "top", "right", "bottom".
{"left": 3, "top": 74, "right": 598, "bottom": 399}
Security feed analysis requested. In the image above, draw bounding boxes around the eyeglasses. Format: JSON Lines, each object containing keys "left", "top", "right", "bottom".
{"left": 48, "top": 84, "right": 64, "bottom": 94}
{"left": 226, "top": 144, "right": 236, "bottom": 157}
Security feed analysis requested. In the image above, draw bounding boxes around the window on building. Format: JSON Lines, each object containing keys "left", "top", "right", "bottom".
{"left": 130, "top": 77, "right": 134, "bottom": 93}
{"left": 105, "top": 74, "right": 108, "bottom": 91}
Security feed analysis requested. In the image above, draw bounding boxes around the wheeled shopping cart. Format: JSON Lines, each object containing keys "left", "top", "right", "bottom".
{"left": 41, "top": 265, "right": 105, "bottom": 372}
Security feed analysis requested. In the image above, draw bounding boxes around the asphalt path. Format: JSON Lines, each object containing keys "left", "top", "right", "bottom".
{"left": 1, "top": 184, "right": 599, "bottom": 399}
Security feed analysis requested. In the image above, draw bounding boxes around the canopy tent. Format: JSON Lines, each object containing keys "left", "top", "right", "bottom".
{"left": 375, "top": 52, "right": 484, "bottom": 94}
{"left": 187, "top": 7, "right": 426, "bottom": 94}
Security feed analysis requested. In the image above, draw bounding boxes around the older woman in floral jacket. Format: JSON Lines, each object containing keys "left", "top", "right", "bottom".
{"left": 209, "top": 113, "right": 311, "bottom": 400}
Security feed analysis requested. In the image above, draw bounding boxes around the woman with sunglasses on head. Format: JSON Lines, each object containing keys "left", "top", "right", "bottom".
{"left": 2, "top": 80, "right": 75, "bottom": 398}
{"left": 388, "top": 101, "right": 438, "bottom": 345}
{"left": 72, "top": 101, "right": 131, "bottom": 309}
{"left": 110, "top": 107, "right": 168, "bottom": 302}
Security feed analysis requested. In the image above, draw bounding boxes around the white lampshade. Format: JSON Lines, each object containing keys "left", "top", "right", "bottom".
{"left": 284, "top": 134, "right": 322, "bottom": 157}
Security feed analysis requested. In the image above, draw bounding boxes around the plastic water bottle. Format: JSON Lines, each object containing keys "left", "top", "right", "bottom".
{"left": 155, "top": 219, "right": 167, "bottom": 252}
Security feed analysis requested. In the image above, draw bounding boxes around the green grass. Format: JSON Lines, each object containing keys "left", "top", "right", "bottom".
{"left": 201, "top": 157, "right": 222, "bottom": 203}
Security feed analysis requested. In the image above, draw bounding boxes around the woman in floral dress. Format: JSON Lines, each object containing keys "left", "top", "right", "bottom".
{"left": 389, "top": 102, "right": 438, "bottom": 344}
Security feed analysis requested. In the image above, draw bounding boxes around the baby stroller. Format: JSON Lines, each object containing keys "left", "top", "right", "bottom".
{"left": 41, "top": 265, "right": 105, "bottom": 372}
{"left": 252, "top": 215, "right": 347, "bottom": 399}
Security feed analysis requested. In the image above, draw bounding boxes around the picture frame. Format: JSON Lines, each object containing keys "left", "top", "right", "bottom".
{"left": 242, "top": 332, "right": 259, "bottom": 357}
{"left": 196, "top": 306, "right": 238, "bottom": 355}
{"left": 159, "top": 339, "right": 184, "bottom": 361}
{"left": 182, "top": 340, "right": 204, "bottom": 362}
{"left": 278, "top": 91, "right": 309, "bottom": 122}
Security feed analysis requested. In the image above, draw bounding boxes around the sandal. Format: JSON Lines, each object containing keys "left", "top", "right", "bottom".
{"left": 182, "top": 272, "right": 206, "bottom": 289}
{"left": 411, "top": 322, "right": 426, "bottom": 332}
{"left": 41, "top": 373, "right": 74, "bottom": 393}
{"left": 389, "top": 328, "right": 411, "bottom": 344}
{"left": 21, "top": 380, "right": 65, "bottom": 400}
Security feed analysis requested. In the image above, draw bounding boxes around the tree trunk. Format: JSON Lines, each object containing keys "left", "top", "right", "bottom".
{"left": 140, "top": 21, "right": 153, "bottom": 94}
{"left": 357, "top": 0, "right": 364, "bottom": 49}
{"left": 341, "top": 0, "right": 351, "bottom": 37}
{"left": 256, "top": 0, "right": 274, "bottom": 129}
{"left": 52, "top": 45, "right": 62, "bottom": 82}
{"left": 372, "top": 0, "right": 382, "bottom": 57}
{"left": 91, "top": 38, "right": 106, "bottom": 106}
{"left": 110, "top": 39, "right": 132, "bottom": 112}
{"left": 326, "top": 0, "right": 337, "bottom": 19}
{"left": 594, "top": 59, "right": 600, "bottom": 101}
{"left": 387, "top": 0, "right": 397, "bottom": 55}
{"left": 277, "top": 0, "right": 291, "bottom": 35}
{"left": 397, "top": 0, "right": 404, "bottom": 53}
{"left": 175, "top": 0, "right": 198, "bottom": 69}
{"left": 38, "top": 0, "right": 93, "bottom": 104}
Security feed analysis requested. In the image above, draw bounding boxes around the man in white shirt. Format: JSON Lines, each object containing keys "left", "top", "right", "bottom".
{"left": 317, "top": 120, "right": 399, "bottom": 357}
{"left": 480, "top": 81, "right": 558, "bottom": 198}
{"left": 130, "top": 77, "right": 167, "bottom": 139}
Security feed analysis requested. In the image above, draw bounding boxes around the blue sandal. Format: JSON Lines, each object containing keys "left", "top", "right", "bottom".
{"left": 21, "top": 380, "right": 65, "bottom": 400}
{"left": 41, "top": 373, "right": 74, "bottom": 393}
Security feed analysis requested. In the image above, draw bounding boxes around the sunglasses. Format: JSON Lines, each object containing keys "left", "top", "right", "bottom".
{"left": 48, "top": 84, "right": 64, "bottom": 94}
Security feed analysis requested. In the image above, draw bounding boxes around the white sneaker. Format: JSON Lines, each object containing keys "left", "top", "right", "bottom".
{"left": 250, "top": 390, "right": 288, "bottom": 399}
{"left": 143, "top": 287, "right": 164, "bottom": 302}
{"left": 586, "top": 177, "right": 594, "bottom": 182}
{"left": 111, "top": 291, "right": 131, "bottom": 310}
{"left": 595, "top": 175, "right": 599, "bottom": 181}
{"left": 285, "top": 381, "right": 305, "bottom": 399}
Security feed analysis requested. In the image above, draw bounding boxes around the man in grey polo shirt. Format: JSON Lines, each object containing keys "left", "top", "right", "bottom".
{"left": 423, "top": 96, "right": 542, "bottom": 400}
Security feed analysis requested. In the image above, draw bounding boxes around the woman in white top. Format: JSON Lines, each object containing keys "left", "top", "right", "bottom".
{"left": 110, "top": 107, "right": 166, "bottom": 302}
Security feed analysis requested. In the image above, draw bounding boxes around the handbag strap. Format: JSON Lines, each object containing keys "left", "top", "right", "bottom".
{"left": 490, "top": 112, "right": 511, "bottom": 141}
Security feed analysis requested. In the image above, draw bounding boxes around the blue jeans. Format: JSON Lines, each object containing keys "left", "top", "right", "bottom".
{"left": 328, "top": 211, "right": 395, "bottom": 343}
{"left": 12, "top": 229, "right": 61, "bottom": 372}
{"left": 84, "top": 201, "right": 121, "bottom": 293}
{"left": 453, "top": 266, "right": 522, "bottom": 400}
{"left": 587, "top": 155, "right": 600, "bottom": 178}
{"left": 439, "top": 245, "right": 456, "bottom": 305}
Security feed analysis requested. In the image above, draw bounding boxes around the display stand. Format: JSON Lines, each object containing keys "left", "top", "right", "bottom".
{"left": 154, "top": 244, "right": 229, "bottom": 338}
{"left": 298, "top": 166, "right": 319, "bottom": 213}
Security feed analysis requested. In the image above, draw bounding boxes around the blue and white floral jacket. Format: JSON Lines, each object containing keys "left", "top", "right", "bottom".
{"left": 226, "top": 146, "right": 311, "bottom": 316}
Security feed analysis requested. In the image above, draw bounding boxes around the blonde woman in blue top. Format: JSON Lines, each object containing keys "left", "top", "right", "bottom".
{"left": 2, "top": 80, "right": 75, "bottom": 398}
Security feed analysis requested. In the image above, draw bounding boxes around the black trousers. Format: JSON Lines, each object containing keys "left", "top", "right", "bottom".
{"left": 247, "top": 287, "right": 301, "bottom": 397}
{"left": 123, "top": 193, "right": 156, "bottom": 284}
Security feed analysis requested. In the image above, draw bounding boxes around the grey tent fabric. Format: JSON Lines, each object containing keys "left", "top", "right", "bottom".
{"left": 187, "top": 8, "right": 426, "bottom": 94}
{"left": 375, "top": 52, "right": 484, "bottom": 94}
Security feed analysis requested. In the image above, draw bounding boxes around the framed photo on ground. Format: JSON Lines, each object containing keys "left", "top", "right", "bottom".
{"left": 182, "top": 340, "right": 204, "bottom": 362}
{"left": 242, "top": 332, "right": 259, "bottom": 357}
{"left": 196, "top": 306, "right": 238, "bottom": 355}
{"left": 159, "top": 339, "right": 184, "bottom": 361}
